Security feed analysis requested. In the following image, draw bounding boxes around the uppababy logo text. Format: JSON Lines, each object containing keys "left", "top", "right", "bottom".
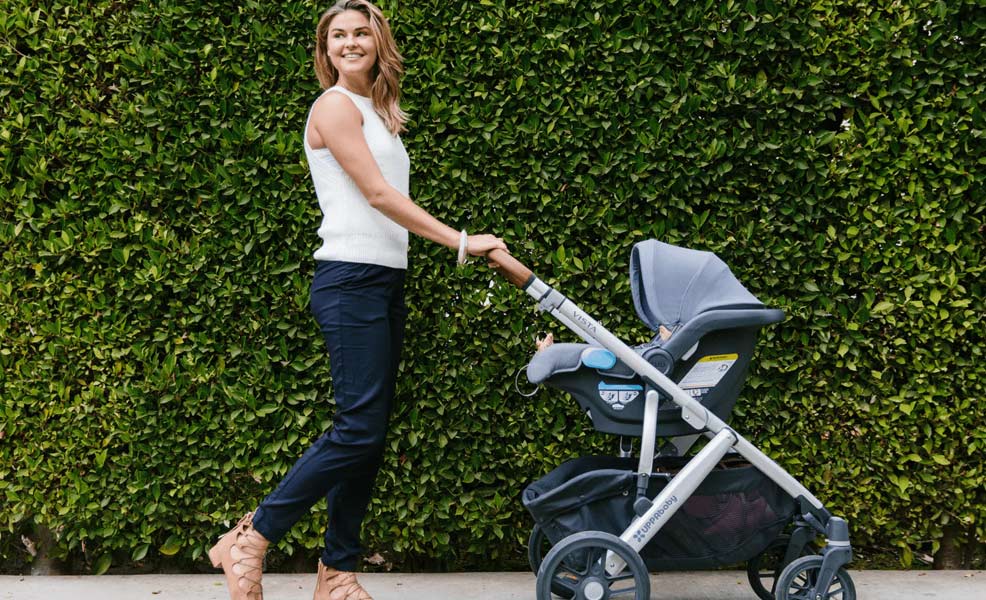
{"left": 632, "top": 496, "right": 679, "bottom": 543}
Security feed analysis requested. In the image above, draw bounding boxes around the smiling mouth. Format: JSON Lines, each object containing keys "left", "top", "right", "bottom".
{"left": 343, "top": 54, "right": 364, "bottom": 59}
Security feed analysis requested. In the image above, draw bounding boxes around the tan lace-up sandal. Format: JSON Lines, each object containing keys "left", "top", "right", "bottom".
{"left": 208, "top": 512, "right": 270, "bottom": 600}
{"left": 313, "top": 561, "right": 373, "bottom": 600}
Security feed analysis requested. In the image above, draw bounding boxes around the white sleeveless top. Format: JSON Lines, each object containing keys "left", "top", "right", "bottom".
{"left": 305, "top": 86, "right": 410, "bottom": 269}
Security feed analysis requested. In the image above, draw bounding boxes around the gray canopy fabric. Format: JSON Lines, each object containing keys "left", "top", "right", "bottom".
{"left": 630, "top": 240, "right": 764, "bottom": 331}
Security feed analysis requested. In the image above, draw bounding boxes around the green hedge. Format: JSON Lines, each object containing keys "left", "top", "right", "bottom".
{"left": 2, "top": 0, "right": 983, "bottom": 573}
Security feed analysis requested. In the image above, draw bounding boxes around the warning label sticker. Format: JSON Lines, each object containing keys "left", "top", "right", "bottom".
{"left": 677, "top": 354, "right": 738, "bottom": 389}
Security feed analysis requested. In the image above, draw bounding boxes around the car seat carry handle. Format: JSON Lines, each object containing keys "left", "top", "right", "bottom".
{"left": 487, "top": 248, "right": 535, "bottom": 289}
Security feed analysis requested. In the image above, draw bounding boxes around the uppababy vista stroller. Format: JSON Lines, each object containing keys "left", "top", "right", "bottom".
{"left": 487, "top": 240, "right": 855, "bottom": 600}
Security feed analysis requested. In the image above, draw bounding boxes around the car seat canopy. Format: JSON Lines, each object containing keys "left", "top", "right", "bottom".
{"left": 630, "top": 240, "right": 764, "bottom": 332}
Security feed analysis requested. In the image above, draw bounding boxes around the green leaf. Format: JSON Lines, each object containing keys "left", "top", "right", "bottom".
{"left": 159, "top": 536, "right": 183, "bottom": 556}
{"left": 900, "top": 544, "right": 914, "bottom": 568}
{"left": 94, "top": 554, "right": 112, "bottom": 575}
{"left": 132, "top": 543, "right": 150, "bottom": 561}
{"left": 872, "top": 301, "right": 895, "bottom": 314}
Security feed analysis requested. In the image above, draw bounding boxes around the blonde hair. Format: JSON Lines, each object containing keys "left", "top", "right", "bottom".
{"left": 314, "top": 0, "right": 408, "bottom": 135}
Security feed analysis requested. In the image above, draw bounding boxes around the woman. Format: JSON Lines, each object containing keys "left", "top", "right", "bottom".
{"left": 207, "top": 2, "right": 507, "bottom": 599}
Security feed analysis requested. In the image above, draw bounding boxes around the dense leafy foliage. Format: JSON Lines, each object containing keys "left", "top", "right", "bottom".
{"left": 2, "top": 0, "right": 983, "bottom": 573}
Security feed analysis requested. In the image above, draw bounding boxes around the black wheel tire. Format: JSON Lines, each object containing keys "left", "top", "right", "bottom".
{"left": 528, "top": 524, "right": 551, "bottom": 574}
{"left": 776, "top": 555, "right": 856, "bottom": 600}
{"left": 747, "top": 535, "right": 817, "bottom": 600}
{"left": 536, "top": 531, "right": 649, "bottom": 600}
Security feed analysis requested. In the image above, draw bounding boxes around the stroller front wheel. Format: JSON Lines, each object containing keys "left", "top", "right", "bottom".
{"left": 775, "top": 555, "right": 856, "bottom": 600}
{"left": 536, "top": 531, "right": 649, "bottom": 600}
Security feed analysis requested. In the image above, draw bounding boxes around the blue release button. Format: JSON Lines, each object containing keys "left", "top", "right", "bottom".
{"left": 582, "top": 348, "right": 617, "bottom": 370}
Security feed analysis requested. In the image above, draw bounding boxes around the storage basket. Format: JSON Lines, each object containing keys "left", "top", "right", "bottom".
{"left": 523, "top": 455, "right": 797, "bottom": 570}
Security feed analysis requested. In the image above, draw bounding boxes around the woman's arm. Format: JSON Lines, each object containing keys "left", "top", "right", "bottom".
{"left": 309, "top": 92, "right": 505, "bottom": 256}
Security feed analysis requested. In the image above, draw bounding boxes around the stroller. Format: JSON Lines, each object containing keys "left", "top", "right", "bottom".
{"left": 488, "top": 240, "right": 855, "bottom": 600}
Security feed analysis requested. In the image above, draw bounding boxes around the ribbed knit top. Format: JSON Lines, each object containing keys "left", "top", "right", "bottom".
{"left": 305, "top": 86, "right": 410, "bottom": 269}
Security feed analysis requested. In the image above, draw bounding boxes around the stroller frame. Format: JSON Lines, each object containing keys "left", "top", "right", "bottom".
{"left": 488, "top": 249, "right": 853, "bottom": 599}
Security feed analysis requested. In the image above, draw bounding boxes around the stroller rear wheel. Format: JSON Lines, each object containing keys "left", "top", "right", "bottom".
{"left": 747, "top": 534, "right": 817, "bottom": 600}
{"left": 536, "top": 531, "right": 649, "bottom": 600}
{"left": 528, "top": 524, "right": 552, "bottom": 573}
{"left": 775, "top": 555, "right": 856, "bottom": 600}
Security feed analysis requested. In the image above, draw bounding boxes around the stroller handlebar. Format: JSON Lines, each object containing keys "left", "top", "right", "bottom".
{"left": 487, "top": 248, "right": 534, "bottom": 289}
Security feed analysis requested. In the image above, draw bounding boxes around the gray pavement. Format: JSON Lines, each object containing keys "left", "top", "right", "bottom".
{"left": 1, "top": 570, "right": 984, "bottom": 600}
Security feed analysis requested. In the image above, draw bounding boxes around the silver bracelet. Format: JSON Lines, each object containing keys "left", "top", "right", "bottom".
{"left": 457, "top": 229, "right": 468, "bottom": 265}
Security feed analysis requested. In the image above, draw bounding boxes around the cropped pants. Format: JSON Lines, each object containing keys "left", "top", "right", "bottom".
{"left": 252, "top": 260, "right": 407, "bottom": 571}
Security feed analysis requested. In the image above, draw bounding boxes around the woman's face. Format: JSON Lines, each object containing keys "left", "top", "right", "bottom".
{"left": 327, "top": 10, "right": 378, "bottom": 81}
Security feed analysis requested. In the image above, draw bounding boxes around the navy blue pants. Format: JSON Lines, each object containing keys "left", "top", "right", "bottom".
{"left": 253, "top": 260, "right": 407, "bottom": 570}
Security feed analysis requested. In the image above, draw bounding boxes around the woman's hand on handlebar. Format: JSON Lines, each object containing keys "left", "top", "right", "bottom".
{"left": 480, "top": 240, "right": 532, "bottom": 287}
{"left": 467, "top": 234, "right": 507, "bottom": 256}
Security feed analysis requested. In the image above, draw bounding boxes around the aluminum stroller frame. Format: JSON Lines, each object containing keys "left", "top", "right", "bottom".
{"left": 487, "top": 244, "right": 855, "bottom": 600}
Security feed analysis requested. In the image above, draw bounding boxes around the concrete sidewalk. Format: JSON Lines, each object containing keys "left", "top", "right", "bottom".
{"left": 1, "top": 570, "right": 983, "bottom": 600}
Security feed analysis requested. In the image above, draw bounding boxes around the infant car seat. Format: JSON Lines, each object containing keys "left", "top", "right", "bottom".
{"left": 526, "top": 240, "right": 784, "bottom": 437}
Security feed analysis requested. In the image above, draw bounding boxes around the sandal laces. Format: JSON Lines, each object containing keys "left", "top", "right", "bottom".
{"left": 231, "top": 514, "right": 266, "bottom": 593}
{"left": 320, "top": 567, "right": 373, "bottom": 600}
